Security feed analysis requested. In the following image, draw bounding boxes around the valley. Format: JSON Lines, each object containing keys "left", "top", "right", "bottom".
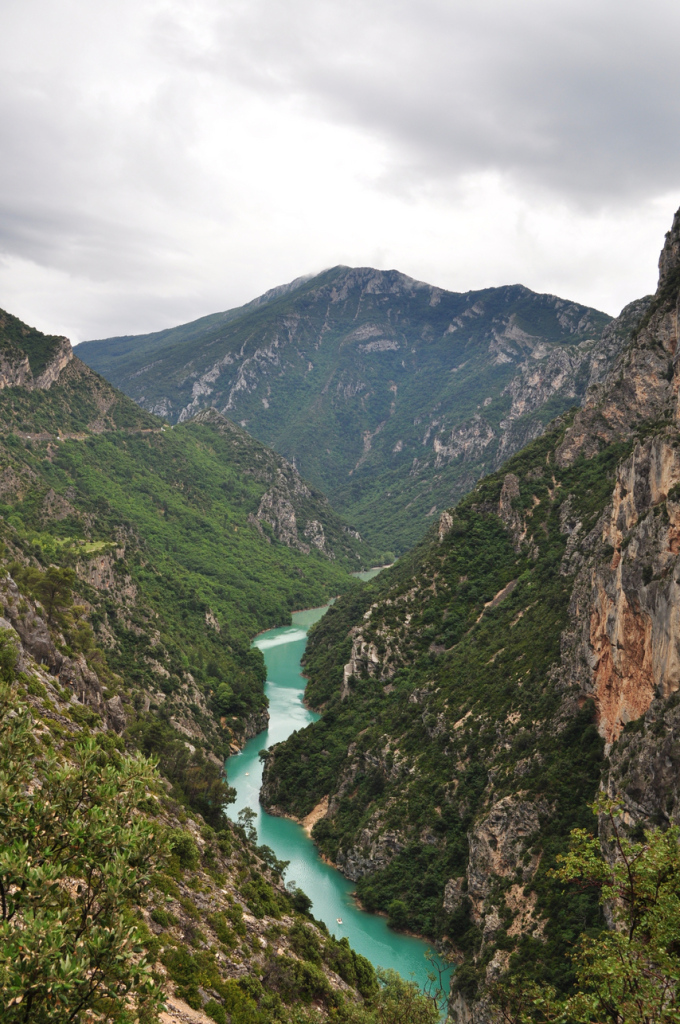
{"left": 259, "top": 210, "right": 680, "bottom": 1020}
{"left": 4, "top": 210, "right": 680, "bottom": 1024}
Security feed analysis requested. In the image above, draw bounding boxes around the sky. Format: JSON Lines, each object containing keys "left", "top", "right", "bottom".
{"left": 1, "top": 0, "right": 680, "bottom": 343}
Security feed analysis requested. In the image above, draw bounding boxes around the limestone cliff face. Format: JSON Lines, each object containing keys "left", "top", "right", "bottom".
{"left": 0, "top": 347, "right": 32, "bottom": 389}
{"left": 0, "top": 332, "right": 73, "bottom": 391}
{"left": 263, "top": 210, "right": 680, "bottom": 1022}
{"left": 550, "top": 211, "right": 680, "bottom": 747}
{"left": 580, "top": 438, "right": 680, "bottom": 745}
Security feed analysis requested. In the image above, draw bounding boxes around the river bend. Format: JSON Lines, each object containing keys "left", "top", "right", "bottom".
{"left": 226, "top": 605, "right": 434, "bottom": 993}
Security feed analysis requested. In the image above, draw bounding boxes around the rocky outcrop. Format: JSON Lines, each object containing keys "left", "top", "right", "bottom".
{"left": 76, "top": 551, "right": 137, "bottom": 603}
{"left": 256, "top": 491, "right": 309, "bottom": 552}
{"left": 242, "top": 708, "right": 270, "bottom": 742}
{"left": 59, "top": 653, "right": 106, "bottom": 710}
{"left": 33, "top": 336, "right": 74, "bottom": 389}
{"left": 466, "top": 797, "right": 545, "bottom": 921}
{"left": 0, "top": 332, "right": 73, "bottom": 391}
{"left": 0, "top": 573, "right": 62, "bottom": 672}
{"left": 336, "top": 827, "right": 406, "bottom": 881}
{"left": 189, "top": 408, "right": 366, "bottom": 565}
{"left": 0, "top": 347, "right": 32, "bottom": 389}
{"left": 438, "top": 510, "right": 454, "bottom": 542}
{"left": 555, "top": 222, "right": 676, "bottom": 468}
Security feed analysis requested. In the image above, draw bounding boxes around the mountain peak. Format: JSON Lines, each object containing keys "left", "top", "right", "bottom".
{"left": 658, "top": 205, "right": 680, "bottom": 290}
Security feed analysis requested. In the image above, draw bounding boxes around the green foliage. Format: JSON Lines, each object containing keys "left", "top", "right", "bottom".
{"left": 36, "top": 566, "right": 75, "bottom": 624}
{"left": 130, "top": 718, "right": 235, "bottom": 827}
{"left": 498, "top": 798, "right": 680, "bottom": 1024}
{"left": 289, "top": 887, "right": 313, "bottom": 915}
{"left": 241, "top": 873, "right": 286, "bottom": 919}
{"left": 150, "top": 907, "right": 177, "bottom": 929}
{"left": 386, "top": 900, "right": 409, "bottom": 931}
{"left": 214, "top": 681, "right": 235, "bottom": 715}
{"left": 0, "top": 682, "right": 169, "bottom": 1022}
{"left": 207, "top": 911, "right": 237, "bottom": 947}
{"left": 205, "top": 999, "right": 228, "bottom": 1024}
{"left": 263, "top": 953, "right": 332, "bottom": 1005}
{"left": 0, "top": 627, "right": 19, "bottom": 682}
{"left": 289, "top": 922, "right": 322, "bottom": 965}
{"left": 167, "top": 829, "right": 200, "bottom": 871}
{"left": 372, "top": 968, "right": 439, "bottom": 1024}
{"left": 238, "top": 806, "right": 258, "bottom": 842}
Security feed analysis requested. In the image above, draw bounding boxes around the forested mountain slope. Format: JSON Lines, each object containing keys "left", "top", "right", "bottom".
{"left": 0, "top": 308, "right": 372, "bottom": 758}
{"left": 261, "top": 209, "right": 680, "bottom": 1022}
{"left": 78, "top": 270, "right": 614, "bottom": 554}
{"left": 0, "top": 313, "right": 437, "bottom": 1022}
{"left": 0, "top": 522, "right": 431, "bottom": 1024}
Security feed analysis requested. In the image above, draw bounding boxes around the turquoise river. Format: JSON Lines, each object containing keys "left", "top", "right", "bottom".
{"left": 226, "top": 602, "right": 437, "bottom": 996}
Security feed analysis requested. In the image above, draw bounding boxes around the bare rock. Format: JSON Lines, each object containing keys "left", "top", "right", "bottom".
{"left": 106, "top": 694, "right": 127, "bottom": 733}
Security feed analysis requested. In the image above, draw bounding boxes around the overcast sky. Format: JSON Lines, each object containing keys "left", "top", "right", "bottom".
{"left": 1, "top": 0, "right": 680, "bottom": 342}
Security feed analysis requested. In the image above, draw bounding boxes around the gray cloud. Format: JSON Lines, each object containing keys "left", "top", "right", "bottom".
{"left": 207, "top": 0, "right": 680, "bottom": 203}
{"left": 0, "top": 0, "right": 678, "bottom": 340}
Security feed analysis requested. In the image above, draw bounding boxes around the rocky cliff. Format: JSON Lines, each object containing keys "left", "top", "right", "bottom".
{"left": 78, "top": 270, "right": 615, "bottom": 554}
{"left": 261, "top": 210, "right": 680, "bottom": 1020}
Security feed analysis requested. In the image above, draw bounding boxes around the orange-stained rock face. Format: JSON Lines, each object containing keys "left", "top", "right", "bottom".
{"left": 578, "top": 436, "right": 680, "bottom": 744}
{"left": 588, "top": 575, "right": 655, "bottom": 744}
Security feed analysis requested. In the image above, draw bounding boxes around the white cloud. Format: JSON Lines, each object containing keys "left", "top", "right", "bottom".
{"left": 0, "top": 0, "right": 678, "bottom": 341}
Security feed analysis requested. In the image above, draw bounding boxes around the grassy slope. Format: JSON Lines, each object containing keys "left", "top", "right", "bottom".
{"left": 78, "top": 270, "right": 611, "bottom": 554}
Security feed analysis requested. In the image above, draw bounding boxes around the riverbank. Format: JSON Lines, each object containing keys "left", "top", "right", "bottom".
{"left": 263, "top": 794, "right": 330, "bottom": 838}
{"left": 224, "top": 607, "right": 439, "bottom": 997}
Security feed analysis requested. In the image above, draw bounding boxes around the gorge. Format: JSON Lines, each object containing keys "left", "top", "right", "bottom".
{"left": 4, "top": 209, "right": 680, "bottom": 1023}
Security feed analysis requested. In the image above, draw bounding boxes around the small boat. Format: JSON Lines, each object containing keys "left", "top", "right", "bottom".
{"left": 245, "top": 772, "right": 250, "bottom": 776}
{"left": 336, "top": 918, "right": 343, "bottom": 924}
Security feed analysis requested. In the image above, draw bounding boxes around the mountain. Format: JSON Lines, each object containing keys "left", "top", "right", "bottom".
{"left": 0, "top": 307, "right": 375, "bottom": 757}
{"left": 0, "top": 314, "right": 425, "bottom": 1020}
{"left": 77, "top": 269, "right": 614, "bottom": 555}
{"left": 259, "top": 211, "right": 680, "bottom": 1020}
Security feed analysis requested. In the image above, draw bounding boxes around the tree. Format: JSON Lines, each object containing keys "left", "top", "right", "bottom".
{"left": 386, "top": 899, "right": 409, "bottom": 931}
{"left": 213, "top": 681, "right": 234, "bottom": 716}
{"left": 498, "top": 796, "right": 680, "bottom": 1024}
{"left": 373, "top": 968, "right": 440, "bottom": 1024}
{"left": 0, "top": 672, "right": 170, "bottom": 1022}
{"left": 35, "top": 566, "right": 75, "bottom": 624}
{"left": 237, "top": 806, "right": 258, "bottom": 843}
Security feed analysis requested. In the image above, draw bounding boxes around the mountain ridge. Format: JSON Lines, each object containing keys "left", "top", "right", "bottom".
{"left": 78, "top": 267, "right": 615, "bottom": 554}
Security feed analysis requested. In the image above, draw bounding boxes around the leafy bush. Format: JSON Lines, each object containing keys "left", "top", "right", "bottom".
{"left": 0, "top": 683, "right": 169, "bottom": 1022}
